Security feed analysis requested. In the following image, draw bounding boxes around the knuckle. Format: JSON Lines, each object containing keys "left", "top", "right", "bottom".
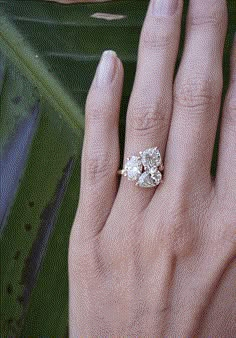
{"left": 127, "top": 102, "right": 169, "bottom": 136}
{"left": 173, "top": 76, "right": 221, "bottom": 114}
{"left": 140, "top": 23, "right": 176, "bottom": 50}
{"left": 188, "top": 10, "right": 226, "bottom": 28}
{"left": 86, "top": 105, "right": 114, "bottom": 124}
{"left": 86, "top": 107, "right": 102, "bottom": 122}
{"left": 85, "top": 151, "right": 113, "bottom": 182}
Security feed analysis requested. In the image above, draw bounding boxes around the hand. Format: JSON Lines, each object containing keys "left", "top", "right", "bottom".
{"left": 68, "top": 0, "right": 236, "bottom": 336}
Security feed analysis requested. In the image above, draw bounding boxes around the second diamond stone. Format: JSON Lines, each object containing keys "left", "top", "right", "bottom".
{"left": 141, "top": 147, "right": 162, "bottom": 169}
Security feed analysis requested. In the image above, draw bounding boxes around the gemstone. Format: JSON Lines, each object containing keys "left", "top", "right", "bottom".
{"left": 137, "top": 172, "right": 156, "bottom": 188}
{"left": 141, "top": 147, "right": 162, "bottom": 169}
{"left": 149, "top": 166, "right": 157, "bottom": 175}
{"left": 152, "top": 170, "right": 162, "bottom": 185}
{"left": 124, "top": 156, "right": 143, "bottom": 181}
{"left": 137, "top": 170, "right": 162, "bottom": 188}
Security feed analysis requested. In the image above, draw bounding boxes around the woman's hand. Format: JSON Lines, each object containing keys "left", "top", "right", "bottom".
{"left": 68, "top": 0, "right": 236, "bottom": 336}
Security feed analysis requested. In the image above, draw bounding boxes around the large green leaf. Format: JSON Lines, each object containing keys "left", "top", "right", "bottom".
{"left": 0, "top": 0, "right": 235, "bottom": 336}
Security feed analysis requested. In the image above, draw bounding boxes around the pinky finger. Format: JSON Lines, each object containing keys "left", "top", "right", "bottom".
{"left": 215, "top": 36, "right": 236, "bottom": 201}
{"left": 73, "top": 50, "right": 124, "bottom": 239}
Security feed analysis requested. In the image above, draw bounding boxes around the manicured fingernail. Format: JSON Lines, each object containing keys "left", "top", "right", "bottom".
{"left": 152, "top": 0, "right": 179, "bottom": 16}
{"left": 95, "top": 50, "right": 118, "bottom": 87}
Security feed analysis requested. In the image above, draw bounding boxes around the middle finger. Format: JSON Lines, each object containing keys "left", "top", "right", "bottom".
{"left": 116, "top": 0, "right": 183, "bottom": 210}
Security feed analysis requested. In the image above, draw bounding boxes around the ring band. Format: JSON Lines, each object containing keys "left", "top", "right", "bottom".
{"left": 117, "top": 147, "right": 164, "bottom": 188}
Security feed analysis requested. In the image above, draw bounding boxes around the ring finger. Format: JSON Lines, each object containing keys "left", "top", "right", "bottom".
{"left": 116, "top": 0, "right": 183, "bottom": 209}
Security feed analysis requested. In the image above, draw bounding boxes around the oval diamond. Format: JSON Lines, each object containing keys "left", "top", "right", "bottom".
{"left": 124, "top": 156, "right": 142, "bottom": 181}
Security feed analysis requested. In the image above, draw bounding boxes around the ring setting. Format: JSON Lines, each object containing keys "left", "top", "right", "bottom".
{"left": 118, "top": 147, "right": 164, "bottom": 188}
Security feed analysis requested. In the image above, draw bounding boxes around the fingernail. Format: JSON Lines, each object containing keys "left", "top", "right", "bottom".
{"left": 95, "top": 50, "right": 118, "bottom": 87}
{"left": 152, "top": 0, "right": 179, "bottom": 16}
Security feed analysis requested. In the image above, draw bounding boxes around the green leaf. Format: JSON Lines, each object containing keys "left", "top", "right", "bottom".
{"left": 0, "top": 13, "right": 85, "bottom": 133}
{"left": 0, "top": 0, "right": 235, "bottom": 336}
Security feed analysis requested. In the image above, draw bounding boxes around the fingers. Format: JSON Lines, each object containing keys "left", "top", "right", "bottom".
{"left": 215, "top": 37, "right": 236, "bottom": 201}
{"left": 116, "top": 0, "right": 183, "bottom": 208}
{"left": 73, "top": 51, "right": 124, "bottom": 238}
{"left": 164, "top": 0, "right": 228, "bottom": 190}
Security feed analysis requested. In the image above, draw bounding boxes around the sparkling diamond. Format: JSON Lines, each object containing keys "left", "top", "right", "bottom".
{"left": 141, "top": 147, "right": 162, "bottom": 169}
{"left": 137, "top": 170, "right": 162, "bottom": 188}
{"left": 137, "top": 172, "right": 157, "bottom": 188}
{"left": 124, "top": 156, "right": 142, "bottom": 181}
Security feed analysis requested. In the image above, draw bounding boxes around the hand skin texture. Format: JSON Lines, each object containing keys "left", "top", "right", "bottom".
{"left": 68, "top": 0, "right": 236, "bottom": 336}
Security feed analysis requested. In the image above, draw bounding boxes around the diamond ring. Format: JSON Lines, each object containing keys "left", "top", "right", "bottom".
{"left": 117, "top": 147, "right": 164, "bottom": 188}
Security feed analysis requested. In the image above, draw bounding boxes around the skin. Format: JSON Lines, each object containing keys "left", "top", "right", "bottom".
{"left": 68, "top": 0, "right": 236, "bottom": 336}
